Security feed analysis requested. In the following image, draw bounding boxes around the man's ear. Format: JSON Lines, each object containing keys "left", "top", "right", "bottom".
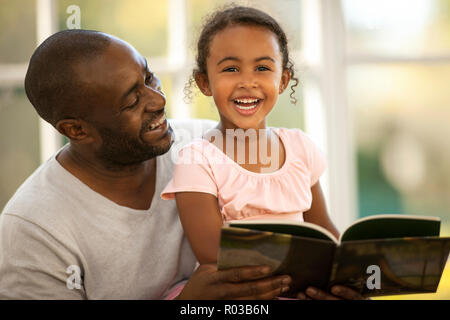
{"left": 279, "top": 69, "right": 291, "bottom": 94}
{"left": 194, "top": 72, "right": 212, "bottom": 96}
{"left": 55, "top": 119, "right": 94, "bottom": 144}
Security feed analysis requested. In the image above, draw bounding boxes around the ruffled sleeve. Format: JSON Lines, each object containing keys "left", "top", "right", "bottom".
{"left": 161, "top": 142, "right": 218, "bottom": 200}
{"left": 283, "top": 128, "right": 327, "bottom": 187}
{"left": 302, "top": 132, "right": 327, "bottom": 186}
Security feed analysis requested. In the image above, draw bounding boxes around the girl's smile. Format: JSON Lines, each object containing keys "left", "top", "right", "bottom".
{"left": 232, "top": 96, "right": 263, "bottom": 116}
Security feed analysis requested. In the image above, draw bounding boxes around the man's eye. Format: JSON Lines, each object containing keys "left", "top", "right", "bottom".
{"left": 145, "top": 72, "right": 154, "bottom": 85}
{"left": 223, "top": 67, "right": 238, "bottom": 72}
{"left": 125, "top": 96, "right": 139, "bottom": 110}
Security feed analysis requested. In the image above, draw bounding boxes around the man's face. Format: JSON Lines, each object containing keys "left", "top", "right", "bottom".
{"left": 75, "top": 39, "right": 173, "bottom": 167}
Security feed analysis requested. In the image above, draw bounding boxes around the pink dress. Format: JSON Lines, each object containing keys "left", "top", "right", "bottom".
{"left": 161, "top": 127, "right": 326, "bottom": 222}
{"left": 160, "top": 127, "right": 326, "bottom": 299}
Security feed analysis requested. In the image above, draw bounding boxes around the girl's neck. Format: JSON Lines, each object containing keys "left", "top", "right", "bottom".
{"left": 215, "top": 120, "right": 267, "bottom": 134}
{"left": 205, "top": 122, "right": 285, "bottom": 174}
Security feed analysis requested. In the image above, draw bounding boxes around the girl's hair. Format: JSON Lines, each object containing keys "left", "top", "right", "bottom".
{"left": 186, "top": 5, "right": 299, "bottom": 104}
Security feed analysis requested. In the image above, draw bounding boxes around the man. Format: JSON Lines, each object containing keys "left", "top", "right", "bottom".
{"left": 0, "top": 30, "right": 362, "bottom": 300}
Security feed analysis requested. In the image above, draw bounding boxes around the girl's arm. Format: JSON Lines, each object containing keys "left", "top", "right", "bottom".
{"left": 303, "top": 181, "right": 340, "bottom": 239}
{"left": 175, "top": 192, "right": 223, "bottom": 264}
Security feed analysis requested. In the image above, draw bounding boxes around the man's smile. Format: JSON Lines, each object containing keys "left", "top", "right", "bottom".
{"left": 141, "top": 114, "right": 169, "bottom": 141}
{"left": 148, "top": 113, "right": 167, "bottom": 131}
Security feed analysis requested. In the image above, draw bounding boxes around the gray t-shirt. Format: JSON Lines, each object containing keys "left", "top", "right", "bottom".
{"left": 0, "top": 119, "right": 215, "bottom": 299}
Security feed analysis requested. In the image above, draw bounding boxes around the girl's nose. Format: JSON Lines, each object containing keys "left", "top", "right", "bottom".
{"left": 238, "top": 74, "right": 258, "bottom": 89}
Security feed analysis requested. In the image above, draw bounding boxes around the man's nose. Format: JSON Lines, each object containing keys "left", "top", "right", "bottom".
{"left": 143, "top": 86, "right": 166, "bottom": 112}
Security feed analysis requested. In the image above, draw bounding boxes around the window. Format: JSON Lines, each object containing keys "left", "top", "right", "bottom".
{"left": 1, "top": 0, "right": 449, "bottom": 299}
{"left": 1, "top": 0, "right": 449, "bottom": 249}
{"left": 0, "top": 1, "right": 40, "bottom": 208}
{"left": 343, "top": 0, "right": 450, "bottom": 299}
{"left": 343, "top": 0, "right": 450, "bottom": 230}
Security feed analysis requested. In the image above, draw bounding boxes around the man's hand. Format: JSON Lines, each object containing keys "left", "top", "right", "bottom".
{"left": 177, "top": 264, "right": 292, "bottom": 300}
{"left": 297, "top": 285, "right": 367, "bottom": 300}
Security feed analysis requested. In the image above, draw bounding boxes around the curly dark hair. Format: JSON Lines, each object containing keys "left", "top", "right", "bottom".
{"left": 185, "top": 5, "right": 299, "bottom": 104}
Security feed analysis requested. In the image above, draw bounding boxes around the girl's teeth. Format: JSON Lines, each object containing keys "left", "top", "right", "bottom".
{"left": 236, "top": 104, "right": 257, "bottom": 110}
{"left": 235, "top": 99, "right": 258, "bottom": 104}
{"left": 234, "top": 98, "right": 260, "bottom": 109}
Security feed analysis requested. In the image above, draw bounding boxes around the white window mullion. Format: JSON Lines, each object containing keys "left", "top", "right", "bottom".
{"left": 36, "top": 0, "right": 62, "bottom": 163}
{"left": 302, "top": 0, "right": 357, "bottom": 231}
{"left": 301, "top": 0, "right": 328, "bottom": 198}
{"left": 0, "top": 64, "right": 27, "bottom": 86}
{"left": 347, "top": 53, "right": 450, "bottom": 65}
{"left": 168, "top": 0, "right": 190, "bottom": 119}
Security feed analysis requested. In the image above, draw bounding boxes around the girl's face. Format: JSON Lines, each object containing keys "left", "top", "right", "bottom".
{"left": 196, "top": 25, "right": 290, "bottom": 130}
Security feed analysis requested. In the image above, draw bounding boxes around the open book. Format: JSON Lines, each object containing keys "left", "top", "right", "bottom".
{"left": 217, "top": 214, "right": 450, "bottom": 297}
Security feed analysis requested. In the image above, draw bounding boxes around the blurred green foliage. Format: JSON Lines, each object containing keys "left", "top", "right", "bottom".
{"left": 0, "top": 0, "right": 36, "bottom": 62}
{"left": 57, "top": 0, "right": 168, "bottom": 57}
{"left": 0, "top": 88, "right": 40, "bottom": 207}
{"left": 1, "top": 0, "right": 449, "bottom": 232}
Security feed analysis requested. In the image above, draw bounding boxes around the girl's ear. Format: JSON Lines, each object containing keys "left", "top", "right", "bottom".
{"left": 278, "top": 69, "right": 291, "bottom": 94}
{"left": 194, "top": 72, "right": 212, "bottom": 96}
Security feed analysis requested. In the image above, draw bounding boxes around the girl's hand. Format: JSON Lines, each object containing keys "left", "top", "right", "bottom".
{"left": 297, "top": 285, "right": 368, "bottom": 300}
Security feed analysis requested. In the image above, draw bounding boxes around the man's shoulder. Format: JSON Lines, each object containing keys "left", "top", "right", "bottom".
{"left": 1, "top": 158, "right": 76, "bottom": 230}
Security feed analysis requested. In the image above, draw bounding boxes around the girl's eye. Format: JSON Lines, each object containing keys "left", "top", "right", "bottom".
{"left": 223, "top": 67, "right": 238, "bottom": 72}
{"left": 256, "top": 66, "right": 270, "bottom": 71}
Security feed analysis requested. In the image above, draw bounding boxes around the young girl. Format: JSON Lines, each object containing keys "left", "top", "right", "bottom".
{"left": 162, "top": 6, "right": 339, "bottom": 270}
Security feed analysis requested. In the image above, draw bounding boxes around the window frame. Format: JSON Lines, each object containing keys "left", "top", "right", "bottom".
{"left": 2, "top": 0, "right": 450, "bottom": 230}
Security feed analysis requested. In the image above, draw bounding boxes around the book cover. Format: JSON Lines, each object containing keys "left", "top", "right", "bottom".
{"left": 217, "top": 215, "right": 450, "bottom": 297}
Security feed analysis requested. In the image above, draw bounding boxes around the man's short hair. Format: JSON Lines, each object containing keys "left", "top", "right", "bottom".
{"left": 24, "top": 29, "right": 111, "bottom": 126}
